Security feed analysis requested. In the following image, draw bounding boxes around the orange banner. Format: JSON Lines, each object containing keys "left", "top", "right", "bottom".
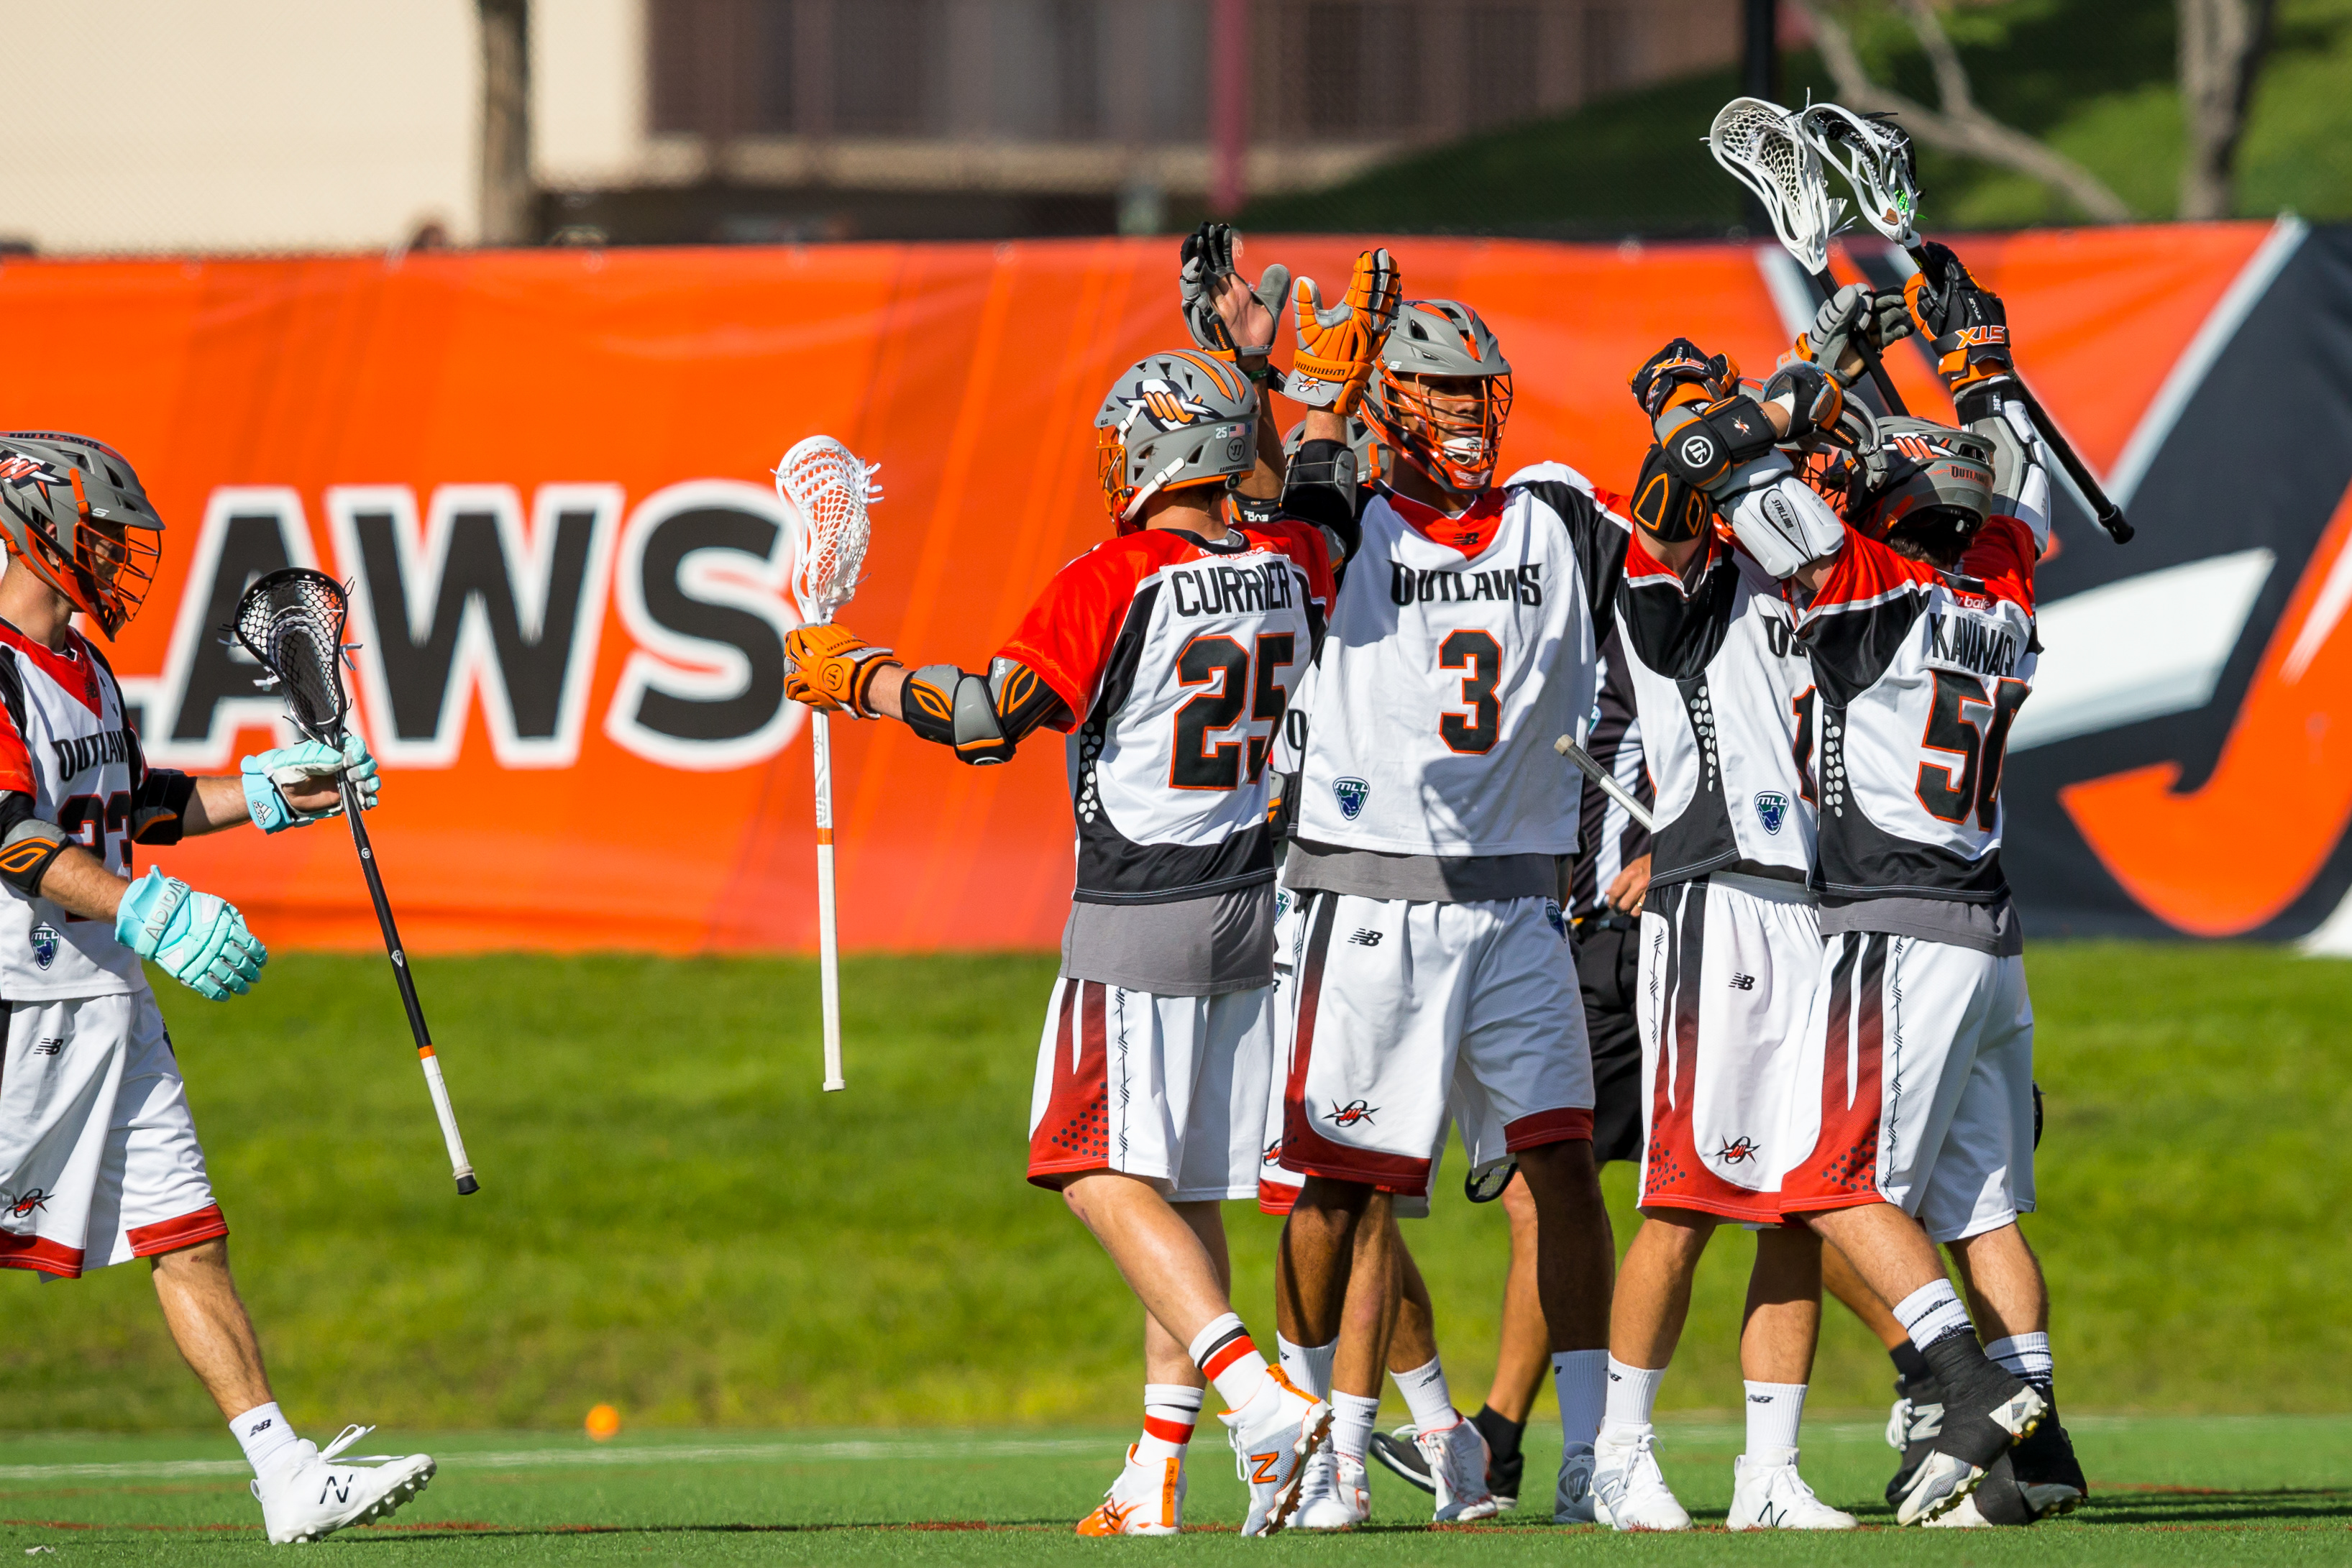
{"left": 0, "top": 223, "right": 2315, "bottom": 950}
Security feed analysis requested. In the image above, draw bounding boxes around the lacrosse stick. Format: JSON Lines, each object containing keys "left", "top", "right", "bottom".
{"left": 777, "top": 436, "right": 882, "bottom": 1095}
{"left": 1708, "top": 96, "right": 1910, "bottom": 416}
{"left": 1556, "top": 733, "right": 1657, "bottom": 834}
{"left": 232, "top": 569, "right": 477, "bottom": 1196}
{"left": 1796, "top": 103, "right": 2133, "bottom": 543}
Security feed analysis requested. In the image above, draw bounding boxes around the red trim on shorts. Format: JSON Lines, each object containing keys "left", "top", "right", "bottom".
{"left": 1255, "top": 1177, "right": 1299, "bottom": 1216}
{"left": 0, "top": 1232, "right": 86, "bottom": 1278}
{"left": 1636, "top": 881, "right": 1789, "bottom": 1224}
{"left": 1201, "top": 1334, "right": 1258, "bottom": 1380}
{"left": 1504, "top": 1106, "right": 1593, "bottom": 1151}
{"left": 127, "top": 1203, "right": 228, "bottom": 1258}
{"left": 1028, "top": 981, "right": 1114, "bottom": 1187}
{"left": 1277, "top": 894, "right": 1435, "bottom": 1195}
{"left": 1777, "top": 933, "right": 1893, "bottom": 1215}
{"left": 1142, "top": 1414, "right": 1196, "bottom": 1445}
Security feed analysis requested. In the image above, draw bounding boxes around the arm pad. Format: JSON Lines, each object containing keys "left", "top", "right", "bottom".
{"left": 0, "top": 793, "right": 67, "bottom": 897}
{"left": 1655, "top": 395, "right": 1783, "bottom": 498}
{"left": 1970, "top": 394, "right": 2051, "bottom": 555}
{"left": 1280, "top": 440, "right": 1365, "bottom": 565}
{"left": 900, "top": 657, "right": 1071, "bottom": 766}
{"left": 131, "top": 768, "right": 196, "bottom": 845}
{"left": 1724, "top": 474, "right": 1847, "bottom": 580}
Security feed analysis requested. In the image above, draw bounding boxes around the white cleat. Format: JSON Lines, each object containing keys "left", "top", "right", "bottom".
{"left": 1074, "top": 1442, "right": 1184, "bottom": 1536}
{"left": 1592, "top": 1426, "right": 1693, "bottom": 1531}
{"left": 1926, "top": 1494, "right": 1992, "bottom": 1527}
{"left": 1417, "top": 1414, "right": 1501, "bottom": 1523}
{"left": 1292, "top": 1449, "right": 1371, "bottom": 1530}
{"left": 1553, "top": 1445, "right": 1598, "bottom": 1524}
{"left": 1726, "top": 1454, "right": 1861, "bottom": 1531}
{"left": 250, "top": 1426, "right": 434, "bottom": 1545}
{"left": 1222, "top": 1368, "right": 1332, "bottom": 1536}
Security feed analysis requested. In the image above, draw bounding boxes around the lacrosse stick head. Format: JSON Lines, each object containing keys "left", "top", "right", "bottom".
{"left": 775, "top": 436, "right": 881, "bottom": 625}
{"left": 1798, "top": 104, "right": 1920, "bottom": 247}
{"left": 1708, "top": 96, "right": 1844, "bottom": 274}
{"left": 232, "top": 568, "right": 353, "bottom": 746}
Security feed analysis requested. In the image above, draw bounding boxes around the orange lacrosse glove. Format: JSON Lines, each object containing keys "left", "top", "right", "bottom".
{"left": 784, "top": 622, "right": 897, "bottom": 717}
{"left": 1288, "top": 247, "right": 1401, "bottom": 414}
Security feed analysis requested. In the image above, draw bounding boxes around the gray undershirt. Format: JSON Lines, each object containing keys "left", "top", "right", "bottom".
{"left": 1818, "top": 894, "right": 2024, "bottom": 957}
{"left": 1281, "top": 839, "right": 1561, "bottom": 904}
{"left": 1060, "top": 882, "right": 1275, "bottom": 996}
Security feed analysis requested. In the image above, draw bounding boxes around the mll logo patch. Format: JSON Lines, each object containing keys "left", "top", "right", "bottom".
{"left": 1754, "top": 791, "right": 1790, "bottom": 835}
{"left": 29, "top": 923, "right": 58, "bottom": 971}
{"left": 1543, "top": 899, "right": 1567, "bottom": 937}
{"left": 1332, "top": 777, "right": 1370, "bottom": 820}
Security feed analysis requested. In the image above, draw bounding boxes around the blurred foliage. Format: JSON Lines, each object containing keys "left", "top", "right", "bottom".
{"left": 1244, "top": 0, "right": 2352, "bottom": 234}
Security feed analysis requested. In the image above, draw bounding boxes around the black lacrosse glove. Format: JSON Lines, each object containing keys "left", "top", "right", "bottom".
{"left": 1631, "top": 338, "right": 1739, "bottom": 420}
{"left": 1905, "top": 240, "right": 2014, "bottom": 409}
{"left": 1180, "top": 221, "right": 1286, "bottom": 374}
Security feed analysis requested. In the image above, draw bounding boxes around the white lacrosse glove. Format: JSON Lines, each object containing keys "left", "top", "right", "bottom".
{"left": 1799, "top": 283, "right": 1913, "bottom": 383}
{"left": 241, "top": 734, "right": 380, "bottom": 834}
{"left": 1723, "top": 469, "right": 1848, "bottom": 580}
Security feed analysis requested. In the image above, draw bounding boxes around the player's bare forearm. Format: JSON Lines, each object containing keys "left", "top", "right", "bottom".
{"left": 1237, "top": 400, "right": 1285, "bottom": 500}
{"left": 178, "top": 776, "right": 257, "bottom": 838}
{"left": 1301, "top": 409, "right": 1352, "bottom": 444}
{"left": 862, "top": 662, "right": 910, "bottom": 723}
{"left": 35, "top": 843, "right": 131, "bottom": 922}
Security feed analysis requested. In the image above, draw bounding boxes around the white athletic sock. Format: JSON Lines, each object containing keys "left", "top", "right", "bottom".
{"left": 1553, "top": 1350, "right": 1609, "bottom": 1454}
{"left": 1396, "top": 1356, "right": 1457, "bottom": 1432}
{"left": 1277, "top": 1336, "right": 1338, "bottom": 1401}
{"left": 1984, "top": 1332, "right": 2054, "bottom": 1393}
{"left": 1330, "top": 1391, "right": 1381, "bottom": 1462}
{"left": 1139, "top": 1384, "right": 1202, "bottom": 1462}
{"left": 1599, "top": 1355, "right": 1663, "bottom": 1441}
{"left": 229, "top": 1401, "right": 302, "bottom": 1480}
{"left": 1891, "top": 1280, "right": 1974, "bottom": 1353}
{"left": 1742, "top": 1381, "right": 1806, "bottom": 1466}
{"left": 1189, "top": 1314, "right": 1273, "bottom": 1412}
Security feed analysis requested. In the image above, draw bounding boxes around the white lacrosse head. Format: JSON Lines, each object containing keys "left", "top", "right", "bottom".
{"left": 1708, "top": 96, "right": 1846, "bottom": 274}
{"left": 1799, "top": 102, "right": 1920, "bottom": 247}
{"left": 774, "top": 435, "right": 882, "bottom": 625}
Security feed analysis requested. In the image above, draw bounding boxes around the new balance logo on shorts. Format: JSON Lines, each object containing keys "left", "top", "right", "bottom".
{"left": 1348, "top": 928, "right": 1383, "bottom": 946}
{"left": 1729, "top": 972, "right": 1757, "bottom": 990}
{"left": 31, "top": 1036, "right": 62, "bottom": 1056}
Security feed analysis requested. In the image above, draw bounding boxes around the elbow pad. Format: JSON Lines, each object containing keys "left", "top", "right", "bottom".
{"left": 902, "top": 664, "right": 1017, "bottom": 766}
{"left": 131, "top": 769, "right": 196, "bottom": 845}
{"left": 1726, "top": 475, "right": 1847, "bottom": 580}
{"left": 1655, "top": 395, "right": 1783, "bottom": 499}
{"left": 1972, "top": 396, "right": 2052, "bottom": 555}
{"left": 0, "top": 794, "right": 68, "bottom": 897}
{"left": 1281, "top": 441, "right": 1364, "bottom": 563}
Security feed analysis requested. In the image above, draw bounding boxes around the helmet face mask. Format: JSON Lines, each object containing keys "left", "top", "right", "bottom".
{"left": 1368, "top": 300, "right": 1513, "bottom": 496}
{"left": 0, "top": 434, "right": 163, "bottom": 638}
{"left": 1095, "top": 352, "right": 1258, "bottom": 534}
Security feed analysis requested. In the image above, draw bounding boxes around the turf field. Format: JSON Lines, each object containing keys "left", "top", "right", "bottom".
{"left": 3, "top": 1416, "right": 2347, "bottom": 1561}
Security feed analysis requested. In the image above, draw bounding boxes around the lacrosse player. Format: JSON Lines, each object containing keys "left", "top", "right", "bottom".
{"left": 780, "top": 289, "right": 1386, "bottom": 1530}
{"left": 1273, "top": 290, "right": 1627, "bottom": 1528}
{"left": 1728, "top": 249, "right": 2084, "bottom": 1528}
{"left": 0, "top": 434, "right": 433, "bottom": 1544}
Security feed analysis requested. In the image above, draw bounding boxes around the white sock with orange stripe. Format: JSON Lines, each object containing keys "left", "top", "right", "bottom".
{"left": 1190, "top": 1314, "right": 1274, "bottom": 1411}
{"left": 1138, "top": 1385, "right": 1202, "bottom": 1462}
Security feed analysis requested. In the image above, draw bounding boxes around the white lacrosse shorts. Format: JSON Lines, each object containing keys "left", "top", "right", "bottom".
{"left": 1776, "top": 932, "right": 2036, "bottom": 1243}
{"left": 0, "top": 987, "right": 226, "bottom": 1278}
{"left": 1278, "top": 891, "right": 1593, "bottom": 1196}
{"left": 1027, "top": 976, "right": 1275, "bottom": 1202}
{"left": 1634, "top": 874, "right": 1823, "bottom": 1223}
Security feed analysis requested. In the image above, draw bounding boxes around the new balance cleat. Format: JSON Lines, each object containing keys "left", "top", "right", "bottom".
{"left": 1895, "top": 1362, "right": 2046, "bottom": 1526}
{"left": 1291, "top": 1448, "right": 1371, "bottom": 1530}
{"left": 1553, "top": 1445, "right": 1598, "bottom": 1524}
{"left": 1726, "top": 1455, "right": 1860, "bottom": 1530}
{"left": 1416, "top": 1416, "right": 1500, "bottom": 1523}
{"left": 1592, "top": 1427, "right": 1693, "bottom": 1531}
{"left": 250, "top": 1426, "right": 434, "bottom": 1545}
{"left": 1368, "top": 1423, "right": 1436, "bottom": 1498}
{"left": 1884, "top": 1373, "right": 1944, "bottom": 1509}
{"left": 1074, "top": 1442, "right": 1184, "bottom": 1536}
{"left": 2010, "top": 1407, "right": 2089, "bottom": 1518}
{"left": 1222, "top": 1368, "right": 1332, "bottom": 1536}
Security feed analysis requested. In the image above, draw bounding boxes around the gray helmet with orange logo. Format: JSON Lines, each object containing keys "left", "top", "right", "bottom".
{"left": 1095, "top": 351, "right": 1258, "bottom": 533}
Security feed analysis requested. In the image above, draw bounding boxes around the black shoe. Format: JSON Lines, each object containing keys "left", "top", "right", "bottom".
{"left": 1369, "top": 1425, "right": 1435, "bottom": 1495}
{"left": 1899, "top": 1339, "right": 2047, "bottom": 1526}
{"left": 2008, "top": 1405, "right": 2087, "bottom": 1518}
{"left": 1469, "top": 1406, "right": 1526, "bottom": 1510}
{"left": 1884, "top": 1373, "right": 1944, "bottom": 1511}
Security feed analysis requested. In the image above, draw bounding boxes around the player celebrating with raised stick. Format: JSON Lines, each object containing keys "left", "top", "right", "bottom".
{"left": 778, "top": 257, "right": 1395, "bottom": 1532}
{"left": 0, "top": 434, "right": 435, "bottom": 1544}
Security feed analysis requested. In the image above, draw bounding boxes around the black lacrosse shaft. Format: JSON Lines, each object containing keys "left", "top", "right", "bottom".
{"left": 1808, "top": 267, "right": 1909, "bottom": 417}
{"left": 338, "top": 775, "right": 479, "bottom": 1196}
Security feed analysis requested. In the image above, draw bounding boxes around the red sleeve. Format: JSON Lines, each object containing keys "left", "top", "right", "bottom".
{"left": 992, "top": 538, "right": 1170, "bottom": 731}
{"left": 0, "top": 701, "right": 32, "bottom": 796}
{"left": 1249, "top": 518, "right": 1337, "bottom": 606}
{"left": 1960, "top": 515, "right": 2037, "bottom": 613}
{"left": 1622, "top": 528, "right": 1722, "bottom": 598}
{"left": 1802, "top": 527, "right": 1936, "bottom": 621}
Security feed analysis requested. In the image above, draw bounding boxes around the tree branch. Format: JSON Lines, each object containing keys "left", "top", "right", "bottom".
{"left": 1794, "top": 0, "right": 2134, "bottom": 223}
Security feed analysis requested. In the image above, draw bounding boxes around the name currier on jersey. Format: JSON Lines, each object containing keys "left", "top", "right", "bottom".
{"left": 1168, "top": 560, "right": 1299, "bottom": 618}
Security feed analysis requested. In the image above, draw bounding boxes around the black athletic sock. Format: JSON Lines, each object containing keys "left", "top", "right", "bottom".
{"left": 1471, "top": 1405, "right": 1526, "bottom": 1465}
{"left": 1921, "top": 1330, "right": 2038, "bottom": 1467}
{"left": 1890, "top": 1341, "right": 1932, "bottom": 1385}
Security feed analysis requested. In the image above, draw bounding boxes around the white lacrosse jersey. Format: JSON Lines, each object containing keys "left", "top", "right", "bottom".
{"left": 998, "top": 521, "right": 1333, "bottom": 904}
{"left": 1290, "top": 464, "right": 1629, "bottom": 856}
{"left": 0, "top": 623, "right": 153, "bottom": 999}
{"left": 1617, "top": 532, "right": 1817, "bottom": 890}
{"left": 1795, "top": 515, "right": 2038, "bottom": 907}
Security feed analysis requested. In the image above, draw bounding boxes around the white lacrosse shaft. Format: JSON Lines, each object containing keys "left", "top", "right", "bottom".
{"left": 1556, "top": 733, "right": 1657, "bottom": 833}
{"left": 811, "top": 700, "right": 846, "bottom": 1093}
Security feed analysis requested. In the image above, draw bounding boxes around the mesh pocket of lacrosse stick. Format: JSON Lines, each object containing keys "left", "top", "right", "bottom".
{"left": 1708, "top": 96, "right": 1847, "bottom": 273}
{"left": 1798, "top": 103, "right": 1919, "bottom": 244}
{"left": 232, "top": 568, "right": 356, "bottom": 745}
{"left": 774, "top": 436, "right": 882, "bottom": 625}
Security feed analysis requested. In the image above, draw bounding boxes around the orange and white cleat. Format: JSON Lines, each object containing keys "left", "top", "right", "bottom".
{"left": 1222, "top": 1367, "right": 1334, "bottom": 1536}
{"left": 1075, "top": 1443, "right": 1185, "bottom": 1536}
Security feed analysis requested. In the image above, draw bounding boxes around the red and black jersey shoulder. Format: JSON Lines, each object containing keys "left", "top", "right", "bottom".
{"left": 1617, "top": 532, "right": 1742, "bottom": 680}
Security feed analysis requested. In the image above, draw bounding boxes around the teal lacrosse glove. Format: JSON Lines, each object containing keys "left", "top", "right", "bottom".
{"left": 115, "top": 868, "right": 267, "bottom": 1000}
{"left": 242, "top": 734, "right": 379, "bottom": 834}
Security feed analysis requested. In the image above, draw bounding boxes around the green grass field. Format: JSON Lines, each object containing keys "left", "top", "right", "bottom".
{"left": 0, "top": 942, "right": 2346, "bottom": 1553}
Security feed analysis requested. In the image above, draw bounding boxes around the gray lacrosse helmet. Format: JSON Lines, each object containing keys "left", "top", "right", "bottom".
{"left": 1096, "top": 349, "right": 1258, "bottom": 532}
{"left": 1854, "top": 416, "right": 1995, "bottom": 559}
{"left": 0, "top": 431, "right": 163, "bottom": 638}
{"left": 1370, "top": 300, "right": 1515, "bottom": 492}
{"left": 1282, "top": 413, "right": 1387, "bottom": 487}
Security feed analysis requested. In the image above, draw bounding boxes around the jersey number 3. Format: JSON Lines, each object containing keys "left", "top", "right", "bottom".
{"left": 1917, "top": 671, "right": 2028, "bottom": 829}
{"left": 1173, "top": 632, "right": 1296, "bottom": 789}
{"left": 1438, "top": 630, "right": 1502, "bottom": 754}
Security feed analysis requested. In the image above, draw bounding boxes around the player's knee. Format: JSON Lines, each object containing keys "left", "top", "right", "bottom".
{"left": 148, "top": 1234, "right": 229, "bottom": 1277}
